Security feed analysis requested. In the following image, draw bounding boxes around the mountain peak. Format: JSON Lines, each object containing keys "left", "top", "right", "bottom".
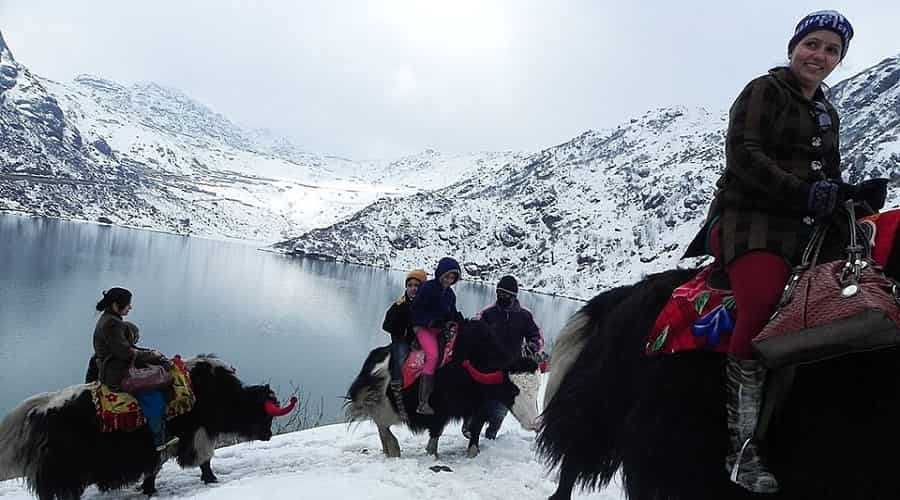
{"left": 0, "top": 30, "right": 14, "bottom": 62}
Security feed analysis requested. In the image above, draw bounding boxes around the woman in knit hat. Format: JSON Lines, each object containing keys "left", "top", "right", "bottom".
{"left": 682, "top": 10, "right": 891, "bottom": 493}
{"left": 410, "top": 257, "right": 463, "bottom": 415}
{"left": 381, "top": 268, "right": 427, "bottom": 420}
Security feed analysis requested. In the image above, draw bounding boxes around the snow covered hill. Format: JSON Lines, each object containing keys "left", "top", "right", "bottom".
{"left": 275, "top": 57, "right": 900, "bottom": 299}
{"left": 0, "top": 30, "right": 523, "bottom": 242}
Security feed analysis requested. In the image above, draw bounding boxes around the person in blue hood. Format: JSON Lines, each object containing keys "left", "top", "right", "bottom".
{"left": 410, "top": 256, "right": 464, "bottom": 415}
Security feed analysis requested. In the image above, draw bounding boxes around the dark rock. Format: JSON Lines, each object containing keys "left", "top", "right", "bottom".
{"left": 92, "top": 138, "right": 113, "bottom": 156}
{"left": 577, "top": 254, "right": 597, "bottom": 265}
{"left": 541, "top": 213, "right": 563, "bottom": 230}
{"left": 97, "top": 216, "right": 113, "bottom": 224}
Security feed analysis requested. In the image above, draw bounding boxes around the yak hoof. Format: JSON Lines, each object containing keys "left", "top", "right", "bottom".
{"left": 201, "top": 471, "right": 218, "bottom": 484}
{"left": 466, "top": 444, "right": 480, "bottom": 458}
{"left": 141, "top": 485, "right": 157, "bottom": 497}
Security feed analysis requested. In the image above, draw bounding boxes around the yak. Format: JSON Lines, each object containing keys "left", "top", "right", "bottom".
{"left": 0, "top": 355, "right": 297, "bottom": 500}
{"left": 346, "top": 319, "right": 541, "bottom": 459}
{"left": 537, "top": 265, "right": 900, "bottom": 500}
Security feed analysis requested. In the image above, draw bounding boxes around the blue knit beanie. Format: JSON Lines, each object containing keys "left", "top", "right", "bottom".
{"left": 788, "top": 10, "right": 853, "bottom": 59}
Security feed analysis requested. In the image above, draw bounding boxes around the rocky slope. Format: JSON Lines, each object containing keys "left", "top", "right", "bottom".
{"left": 276, "top": 57, "right": 900, "bottom": 298}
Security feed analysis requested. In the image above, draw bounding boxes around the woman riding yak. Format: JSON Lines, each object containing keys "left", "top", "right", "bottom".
{"left": 91, "top": 287, "right": 180, "bottom": 453}
{"left": 683, "top": 10, "right": 887, "bottom": 493}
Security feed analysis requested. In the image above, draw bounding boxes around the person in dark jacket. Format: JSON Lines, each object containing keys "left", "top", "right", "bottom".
{"left": 382, "top": 268, "right": 427, "bottom": 420}
{"left": 463, "top": 275, "right": 543, "bottom": 439}
{"left": 410, "top": 257, "right": 463, "bottom": 415}
{"left": 85, "top": 320, "right": 141, "bottom": 383}
{"left": 682, "top": 11, "right": 886, "bottom": 493}
{"left": 93, "top": 287, "right": 179, "bottom": 453}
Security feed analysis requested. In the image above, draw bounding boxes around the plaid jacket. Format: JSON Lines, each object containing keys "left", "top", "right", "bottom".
{"left": 685, "top": 67, "right": 845, "bottom": 265}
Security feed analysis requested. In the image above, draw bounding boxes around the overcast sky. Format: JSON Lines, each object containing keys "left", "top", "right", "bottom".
{"left": 2, "top": 1, "right": 898, "bottom": 159}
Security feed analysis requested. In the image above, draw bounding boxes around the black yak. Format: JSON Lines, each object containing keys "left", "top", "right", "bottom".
{"left": 538, "top": 267, "right": 900, "bottom": 500}
{"left": 346, "top": 319, "right": 541, "bottom": 458}
{"left": 0, "top": 355, "right": 296, "bottom": 499}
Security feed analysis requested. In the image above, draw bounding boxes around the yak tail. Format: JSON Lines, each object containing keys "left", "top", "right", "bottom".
{"left": 0, "top": 392, "right": 51, "bottom": 482}
{"left": 344, "top": 347, "right": 392, "bottom": 424}
{"left": 543, "top": 283, "right": 637, "bottom": 410}
{"left": 543, "top": 311, "right": 591, "bottom": 411}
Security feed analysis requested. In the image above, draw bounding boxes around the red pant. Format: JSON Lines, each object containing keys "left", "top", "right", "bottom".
{"left": 709, "top": 225, "right": 790, "bottom": 359}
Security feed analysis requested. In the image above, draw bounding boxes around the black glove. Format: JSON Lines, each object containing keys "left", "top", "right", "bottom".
{"left": 808, "top": 180, "right": 839, "bottom": 216}
{"left": 855, "top": 178, "right": 889, "bottom": 211}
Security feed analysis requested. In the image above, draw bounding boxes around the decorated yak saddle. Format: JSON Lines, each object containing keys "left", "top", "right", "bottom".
{"left": 646, "top": 209, "right": 900, "bottom": 356}
{"left": 90, "top": 355, "right": 196, "bottom": 432}
{"left": 400, "top": 324, "right": 459, "bottom": 389}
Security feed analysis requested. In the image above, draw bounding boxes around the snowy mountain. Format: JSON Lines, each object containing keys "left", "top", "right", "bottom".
{"left": 275, "top": 57, "right": 900, "bottom": 299}
{"left": 0, "top": 30, "right": 522, "bottom": 242}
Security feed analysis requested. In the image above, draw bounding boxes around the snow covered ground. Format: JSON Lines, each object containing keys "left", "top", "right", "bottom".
{"left": 0, "top": 420, "right": 623, "bottom": 500}
{"left": 0, "top": 374, "right": 623, "bottom": 499}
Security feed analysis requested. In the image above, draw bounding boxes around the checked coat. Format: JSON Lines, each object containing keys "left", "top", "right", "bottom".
{"left": 685, "top": 66, "right": 847, "bottom": 265}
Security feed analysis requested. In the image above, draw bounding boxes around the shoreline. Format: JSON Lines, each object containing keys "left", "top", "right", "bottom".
{"left": 1, "top": 210, "right": 591, "bottom": 302}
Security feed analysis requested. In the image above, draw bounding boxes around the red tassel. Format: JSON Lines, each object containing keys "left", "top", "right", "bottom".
{"left": 462, "top": 360, "right": 503, "bottom": 384}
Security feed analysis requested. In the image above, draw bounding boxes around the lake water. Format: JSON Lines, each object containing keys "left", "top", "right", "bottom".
{"left": 0, "top": 215, "right": 584, "bottom": 423}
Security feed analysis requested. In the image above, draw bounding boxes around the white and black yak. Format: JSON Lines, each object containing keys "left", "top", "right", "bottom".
{"left": 0, "top": 355, "right": 297, "bottom": 499}
{"left": 346, "top": 319, "right": 541, "bottom": 458}
{"left": 538, "top": 263, "right": 900, "bottom": 500}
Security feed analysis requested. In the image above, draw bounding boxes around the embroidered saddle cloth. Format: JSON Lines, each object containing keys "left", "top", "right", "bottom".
{"left": 90, "top": 355, "right": 196, "bottom": 432}
{"left": 401, "top": 325, "right": 459, "bottom": 389}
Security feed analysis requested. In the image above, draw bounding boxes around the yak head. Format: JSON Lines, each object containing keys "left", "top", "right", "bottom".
{"left": 454, "top": 320, "right": 542, "bottom": 431}
{"left": 186, "top": 356, "right": 297, "bottom": 442}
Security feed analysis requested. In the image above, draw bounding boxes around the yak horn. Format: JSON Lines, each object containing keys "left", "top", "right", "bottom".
{"left": 264, "top": 396, "right": 298, "bottom": 417}
{"left": 462, "top": 360, "right": 503, "bottom": 384}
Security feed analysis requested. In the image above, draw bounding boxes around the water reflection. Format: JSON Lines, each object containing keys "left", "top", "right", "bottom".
{"left": 0, "top": 215, "right": 584, "bottom": 421}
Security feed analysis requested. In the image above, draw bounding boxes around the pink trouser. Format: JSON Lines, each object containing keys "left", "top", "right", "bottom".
{"left": 416, "top": 327, "right": 440, "bottom": 375}
{"left": 709, "top": 224, "right": 790, "bottom": 359}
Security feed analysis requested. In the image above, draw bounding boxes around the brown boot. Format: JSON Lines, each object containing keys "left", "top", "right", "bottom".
{"left": 416, "top": 375, "right": 435, "bottom": 415}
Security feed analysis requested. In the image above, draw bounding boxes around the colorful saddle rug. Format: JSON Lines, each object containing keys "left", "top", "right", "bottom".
{"left": 645, "top": 208, "right": 900, "bottom": 357}
{"left": 401, "top": 325, "right": 459, "bottom": 389}
{"left": 90, "top": 355, "right": 196, "bottom": 433}
{"left": 645, "top": 266, "right": 735, "bottom": 356}
{"left": 861, "top": 208, "right": 900, "bottom": 267}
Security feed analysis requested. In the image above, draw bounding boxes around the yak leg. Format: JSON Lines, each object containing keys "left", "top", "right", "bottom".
{"left": 549, "top": 456, "right": 579, "bottom": 500}
{"left": 200, "top": 460, "right": 218, "bottom": 484}
{"left": 466, "top": 414, "right": 488, "bottom": 458}
{"left": 141, "top": 456, "right": 164, "bottom": 496}
{"left": 377, "top": 423, "right": 402, "bottom": 458}
{"left": 425, "top": 427, "right": 442, "bottom": 458}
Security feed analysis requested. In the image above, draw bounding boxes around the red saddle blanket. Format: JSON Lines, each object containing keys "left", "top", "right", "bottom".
{"left": 401, "top": 326, "right": 459, "bottom": 389}
{"left": 90, "top": 355, "right": 196, "bottom": 432}
{"left": 645, "top": 208, "right": 900, "bottom": 357}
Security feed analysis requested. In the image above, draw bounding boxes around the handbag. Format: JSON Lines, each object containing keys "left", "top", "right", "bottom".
{"left": 120, "top": 359, "right": 173, "bottom": 393}
{"left": 752, "top": 201, "right": 900, "bottom": 370}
